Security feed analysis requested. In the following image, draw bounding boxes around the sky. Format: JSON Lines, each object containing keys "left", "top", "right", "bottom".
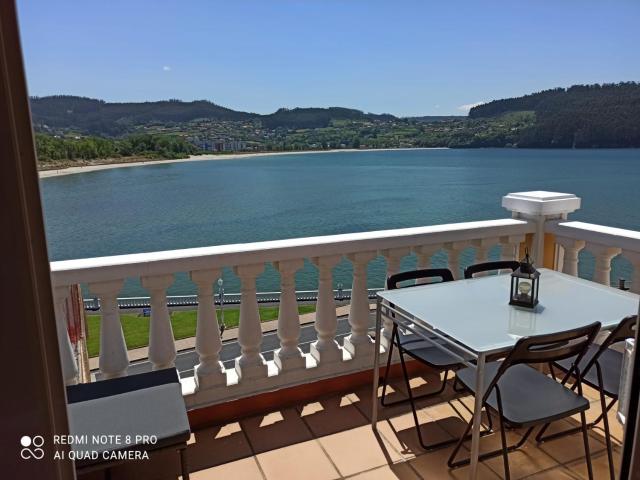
{"left": 16, "top": 0, "right": 640, "bottom": 117}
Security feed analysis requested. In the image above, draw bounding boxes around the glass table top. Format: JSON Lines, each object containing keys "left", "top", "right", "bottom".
{"left": 377, "top": 268, "right": 639, "bottom": 355}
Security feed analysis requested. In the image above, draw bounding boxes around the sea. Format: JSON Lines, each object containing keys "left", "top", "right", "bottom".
{"left": 40, "top": 148, "right": 640, "bottom": 297}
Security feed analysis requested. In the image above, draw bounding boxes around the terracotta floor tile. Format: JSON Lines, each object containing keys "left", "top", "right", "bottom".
{"left": 299, "top": 393, "right": 370, "bottom": 437}
{"left": 535, "top": 419, "right": 605, "bottom": 465}
{"left": 318, "top": 424, "right": 403, "bottom": 477}
{"left": 520, "top": 465, "right": 580, "bottom": 479}
{"left": 375, "top": 411, "right": 455, "bottom": 460}
{"left": 241, "top": 407, "right": 313, "bottom": 454}
{"left": 474, "top": 425, "right": 560, "bottom": 480}
{"left": 408, "top": 446, "right": 500, "bottom": 480}
{"left": 256, "top": 440, "right": 339, "bottom": 480}
{"left": 189, "top": 457, "right": 264, "bottom": 480}
{"left": 347, "top": 463, "right": 421, "bottom": 480}
{"left": 566, "top": 448, "right": 621, "bottom": 480}
{"left": 187, "top": 422, "right": 254, "bottom": 471}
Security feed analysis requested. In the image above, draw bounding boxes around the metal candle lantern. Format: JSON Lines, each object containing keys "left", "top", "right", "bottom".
{"left": 509, "top": 249, "right": 540, "bottom": 309}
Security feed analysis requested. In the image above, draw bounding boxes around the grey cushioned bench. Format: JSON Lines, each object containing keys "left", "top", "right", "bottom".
{"left": 66, "top": 368, "right": 190, "bottom": 479}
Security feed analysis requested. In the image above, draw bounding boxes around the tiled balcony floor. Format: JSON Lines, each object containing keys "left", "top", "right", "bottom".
{"left": 94, "top": 372, "right": 623, "bottom": 480}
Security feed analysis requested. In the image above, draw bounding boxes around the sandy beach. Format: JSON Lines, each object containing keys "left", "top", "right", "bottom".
{"left": 38, "top": 147, "right": 446, "bottom": 178}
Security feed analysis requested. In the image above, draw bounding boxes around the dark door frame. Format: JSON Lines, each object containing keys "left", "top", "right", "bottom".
{"left": 0, "top": 1, "right": 73, "bottom": 478}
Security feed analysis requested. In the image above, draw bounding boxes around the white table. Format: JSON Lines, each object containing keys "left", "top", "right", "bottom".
{"left": 371, "top": 268, "right": 639, "bottom": 479}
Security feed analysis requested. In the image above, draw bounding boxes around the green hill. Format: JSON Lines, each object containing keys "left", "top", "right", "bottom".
{"left": 469, "top": 82, "right": 640, "bottom": 147}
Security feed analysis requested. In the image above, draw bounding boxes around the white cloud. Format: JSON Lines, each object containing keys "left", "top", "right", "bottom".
{"left": 162, "top": 65, "right": 171, "bottom": 71}
{"left": 457, "top": 101, "right": 484, "bottom": 112}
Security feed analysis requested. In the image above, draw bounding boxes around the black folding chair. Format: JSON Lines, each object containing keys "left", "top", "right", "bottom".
{"left": 380, "top": 268, "right": 491, "bottom": 450}
{"left": 463, "top": 260, "right": 520, "bottom": 279}
{"left": 448, "top": 322, "right": 601, "bottom": 480}
{"left": 538, "top": 315, "right": 638, "bottom": 480}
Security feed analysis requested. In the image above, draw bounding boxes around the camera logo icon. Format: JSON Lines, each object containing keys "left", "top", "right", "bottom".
{"left": 20, "top": 435, "right": 44, "bottom": 460}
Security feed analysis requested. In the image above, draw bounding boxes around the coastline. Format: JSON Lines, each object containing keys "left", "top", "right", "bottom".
{"left": 38, "top": 147, "right": 447, "bottom": 178}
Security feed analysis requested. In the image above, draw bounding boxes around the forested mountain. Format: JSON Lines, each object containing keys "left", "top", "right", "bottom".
{"left": 30, "top": 96, "right": 253, "bottom": 135}
{"left": 469, "top": 82, "right": 640, "bottom": 147}
{"left": 31, "top": 82, "right": 640, "bottom": 168}
{"left": 30, "top": 96, "right": 399, "bottom": 134}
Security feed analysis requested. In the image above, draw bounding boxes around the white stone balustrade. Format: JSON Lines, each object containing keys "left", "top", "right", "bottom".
{"left": 50, "top": 202, "right": 549, "bottom": 407}
{"left": 414, "top": 244, "right": 441, "bottom": 282}
{"left": 89, "top": 279, "right": 128, "bottom": 378}
{"left": 548, "top": 221, "right": 640, "bottom": 290}
{"left": 444, "top": 241, "right": 468, "bottom": 279}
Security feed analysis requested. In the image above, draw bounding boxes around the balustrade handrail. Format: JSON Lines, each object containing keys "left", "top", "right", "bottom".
{"left": 50, "top": 218, "right": 534, "bottom": 286}
{"left": 547, "top": 220, "right": 640, "bottom": 252}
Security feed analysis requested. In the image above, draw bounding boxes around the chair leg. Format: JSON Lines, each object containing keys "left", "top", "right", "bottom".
{"left": 498, "top": 415, "right": 511, "bottom": 480}
{"left": 379, "top": 324, "right": 397, "bottom": 407}
{"left": 179, "top": 446, "right": 189, "bottom": 480}
{"left": 595, "top": 365, "right": 616, "bottom": 480}
{"left": 579, "top": 410, "right": 594, "bottom": 480}
{"left": 448, "top": 413, "right": 534, "bottom": 470}
{"left": 380, "top": 324, "right": 451, "bottom": 407}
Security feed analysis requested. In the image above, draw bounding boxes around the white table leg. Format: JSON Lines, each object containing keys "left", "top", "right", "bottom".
{"left": 371, "top": 297, "right": 382, "bottom": 428}
{"left": 469, "top": 352, "right": 486, "bottom": 479}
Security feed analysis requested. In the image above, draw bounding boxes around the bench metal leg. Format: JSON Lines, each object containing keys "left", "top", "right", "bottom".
{"left": 179, "top": 446, "right": 189, "bottom": 480}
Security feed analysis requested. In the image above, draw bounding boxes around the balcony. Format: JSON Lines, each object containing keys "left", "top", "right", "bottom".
{"left": 49, "top": 191, "right": 639, "bottom": 479}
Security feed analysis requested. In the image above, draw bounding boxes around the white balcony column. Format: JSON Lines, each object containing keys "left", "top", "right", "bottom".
{"left": 141, "top": 274, "right": 176, "bottom": 370}
{"left": 274, "top": 259, "right": 306, "bottom": 372}
{"left": 414, "top": 245, "right": 441, "bottom": 283}
{"left": 89, "top": 279, "right": 128, "bottom": 378}
{"left": 623, "top": 250, "right": 640, "bottom": 294}
{"left": 380, "top": 247, "right": 410, "bottom": 347}
{"left": 52, "top": 286, "right": 78, "bottom": 385}
{"left": 502, "top": 191, "right": 581, "bottom": 263}
{"left": 555, "top": 237, "right": 585, "bottom": 277}
{"left": 310, "top": 255, "right": 343, "bottom": 365}
{"left": 587, "top": 243, "right": 621, "bottom": 286}
{"left": 444, "top": 241, "right": 468, "bottom": 280}
{"left": 344, "top": 251, "right": 377, "bottom": 357}
{"left": 190, "top": 268, "right": 226, "bottom": 390}
{"left": 233, "top": 263, "right": 268, "bottom": 380}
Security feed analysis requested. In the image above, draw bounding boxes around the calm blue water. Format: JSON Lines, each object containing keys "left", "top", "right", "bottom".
{"left": 40, "top": 149, "right": 640, "bottom": 296}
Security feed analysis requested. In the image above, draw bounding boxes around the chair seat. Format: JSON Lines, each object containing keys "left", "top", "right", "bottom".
{"left": 401, "top": 338, "right": 472, "bottom": 369}
{"left": 456, "top": 362, "right": 590, "bottom": 427}
{"left": 553, "top": 344, "right": 623, "bottom": 397}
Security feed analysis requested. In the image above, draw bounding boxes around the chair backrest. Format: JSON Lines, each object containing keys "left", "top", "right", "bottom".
{"left": 463, "top": 260, "right": 521, "bottom": 279}
{"left": 582, "top": 315, "right": 638, "bottom": 373}
{"left": 387, "top": 268, "right": 454, "bottom": 290}
{"left": 484, "top": 322, "right": 601, "bottom": 401}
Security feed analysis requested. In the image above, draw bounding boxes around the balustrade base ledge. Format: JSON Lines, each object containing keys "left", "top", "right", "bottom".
{"left": 185, "top": 354, "right": 433, "bottom": 429}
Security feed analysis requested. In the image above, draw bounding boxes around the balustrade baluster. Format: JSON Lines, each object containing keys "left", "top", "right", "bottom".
{"left": 53, "top": 286, "right": 78, "bottom": 385}
{"left": 89, "top": 279, "right": 128, "bottom": 378}
{"left": 555, "top": 237, "right": 585, "bottom": 276}
{"left": 381, "top": 247, "right": 410, "bottom": 347}
{"left": 141, "top": 274, "right": 176, "bottom": 370}
{"left": 623, "top": 251, "right": 640, "bottom": 294}
{"left": 274, "top": 259, "right": 306, "bottom": 372}
{"left": 588, "top": 243, "right": 621, "bottom": 286}
{"left": 444, "top": 241, "right": 467, "bottom": 279}
{"left": 414, "top": 245, "right": 441, "bottom": 283}
{"left": 233, "top": 263, "right": 268, "bottom": 380}
{"left": 310, "top": 255, "right": 343, "bottom": 365}
{"left": 190, "top": 268, "right": 226, "bottom": 389}
{"left": 344, "top": 251, "right": 376, "bottom": 357}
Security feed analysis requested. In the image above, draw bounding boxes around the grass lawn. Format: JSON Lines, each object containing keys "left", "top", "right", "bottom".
{"left": 86, "top": 305, "right": 316, "bottom": 358}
